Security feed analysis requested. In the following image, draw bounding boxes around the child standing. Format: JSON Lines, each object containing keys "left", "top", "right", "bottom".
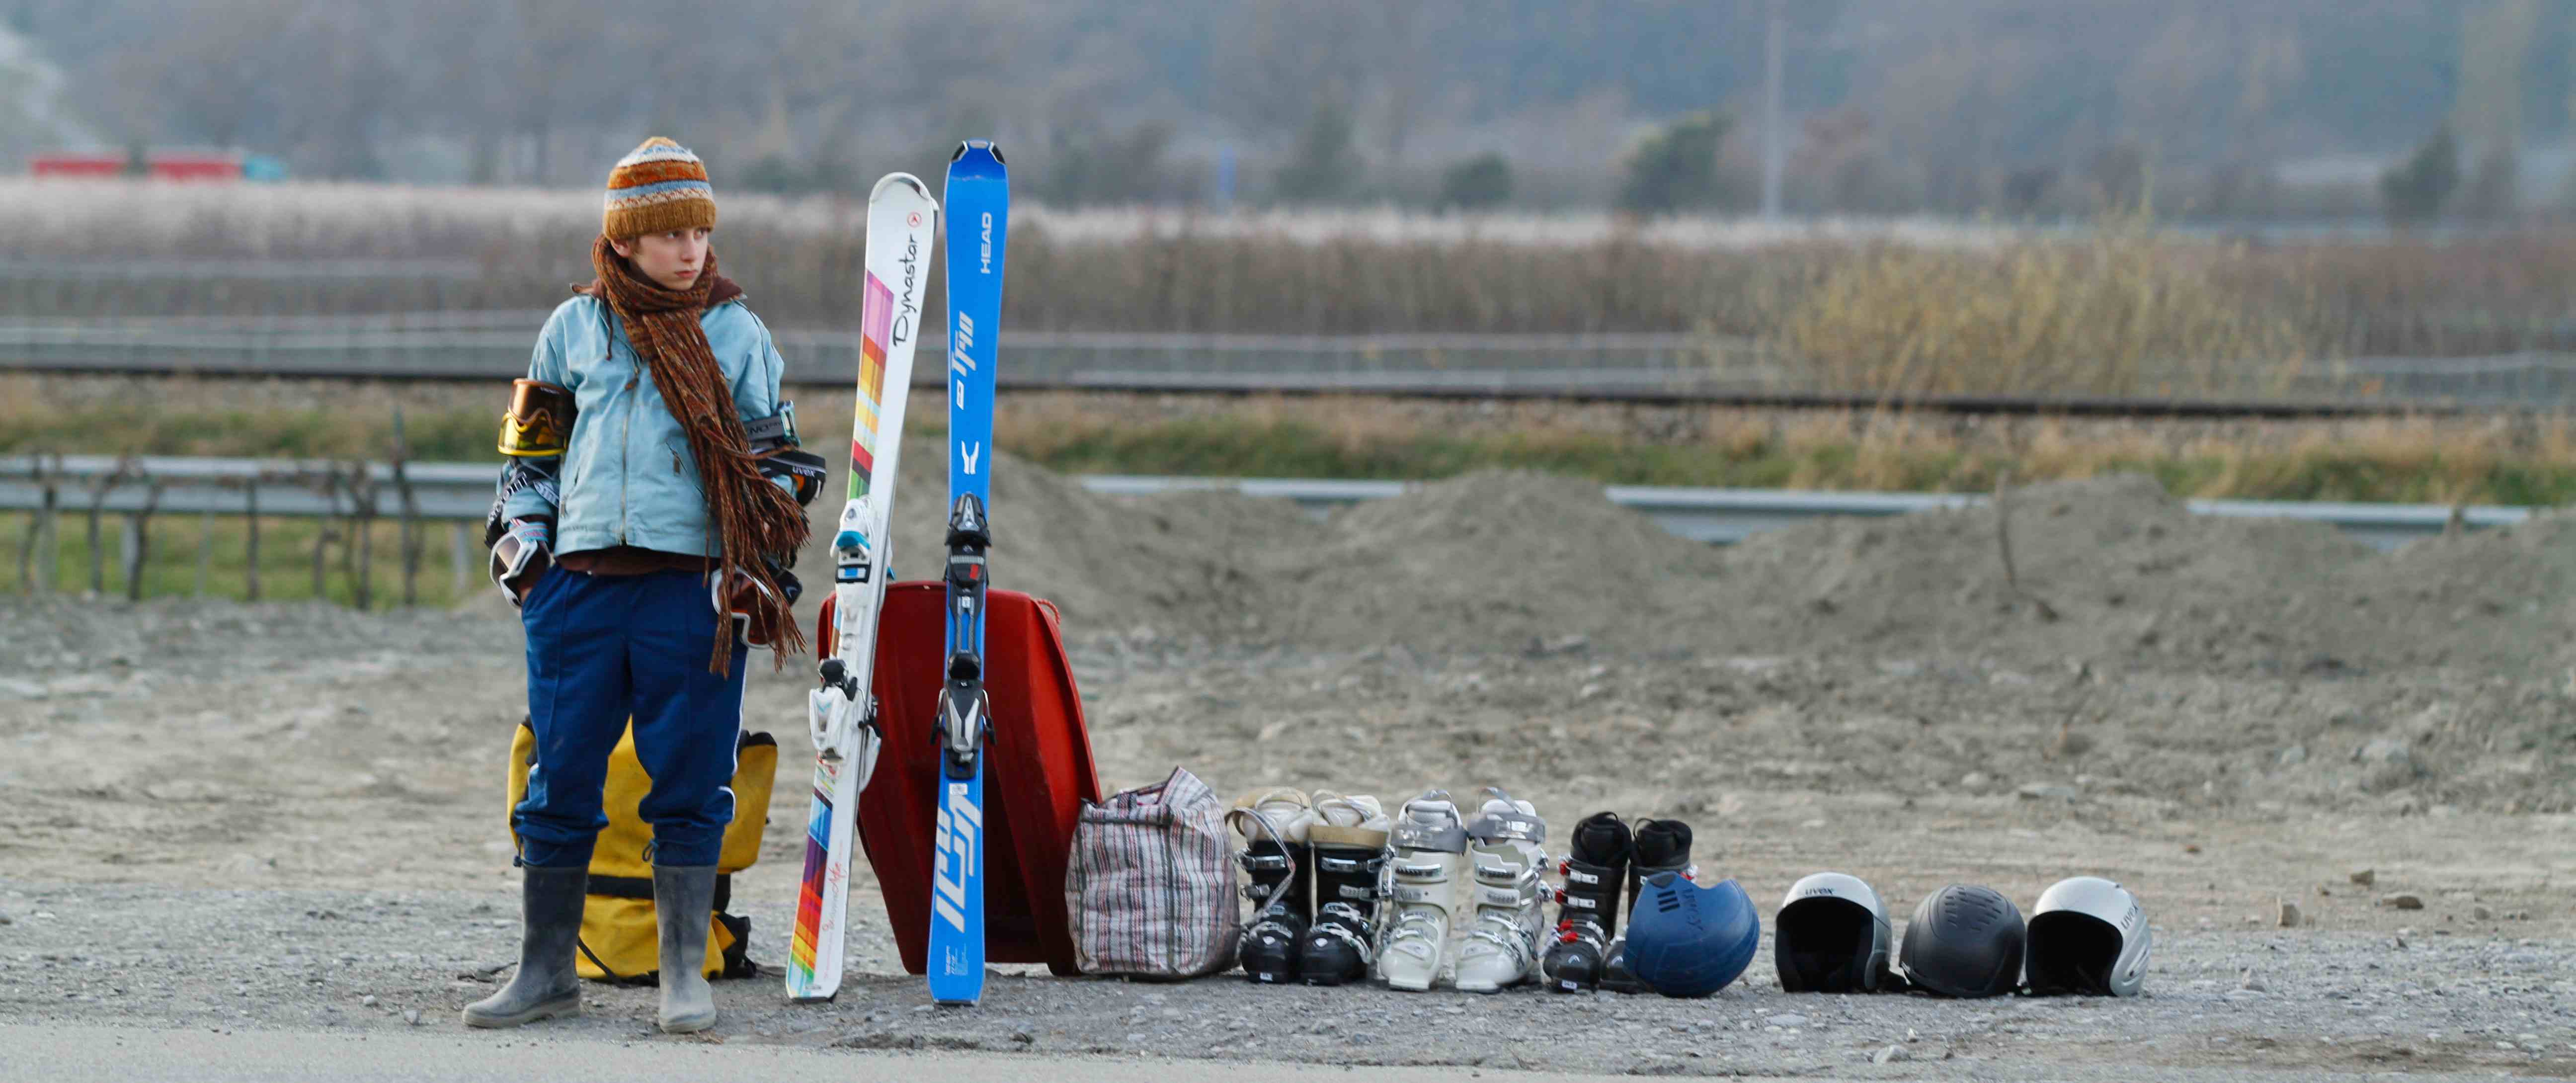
{"left": 468, "top": 137, "right": 823, "bottom": 1033}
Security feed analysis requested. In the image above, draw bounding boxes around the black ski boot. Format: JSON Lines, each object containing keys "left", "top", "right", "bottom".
{"left": 1230, "top": 789, "right": 1315, "bottom": 984}
{"left": 1602, "top": 818, "right": 1695, "bottom": 994}
{"left": 1297, "top": 791, "right": 1389, "bottom": 986}
{"left": 1540, "top": 812, "right": 1632, "bottom": 993}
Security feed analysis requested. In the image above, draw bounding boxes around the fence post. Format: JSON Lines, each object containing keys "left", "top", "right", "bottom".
{"left": 352, "top": 462, "right": 375, "bottom": 612}
{"left": 393, "top": 409, "right": 420, "bottom": 607}
{"left": 37, "top": 453, "right": 59, "bottom": 592}
{"left": 244, "top": 482, "right": 261, "bottom": 601}
{"left": 16, "top": 454, "right": 46, "bottom": 591}
{"left": 311, "top": 469, "right": 335, "bottom": 602}
{"left": 119, "top": 514, "right": 136, "bottom": 597}
{"left": 84, "top": 462, "right": 123, "bottom": 596}
{"left": 124, "top": 479, "right": 162, "bottom": 602}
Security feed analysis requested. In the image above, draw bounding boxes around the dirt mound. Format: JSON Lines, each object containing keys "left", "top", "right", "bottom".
{"left": 2331, "top": 512, "right": 2576, "bottom": 675}
{"left": 1275, "top": 470, "right": 1725, "bottom": 652}
{"left": 1690, "top": 472, "right": 2576, "bottom": 682}
{"left": 1705, "top": 473, "right": 2367, "bottom": 671}
{"left": 822, "top": 456, "right": 2576, "bottom": 681}
{"left": 847, "top": 441, "right": 1323, "bottom": 639}
{"left": 838, "top": 456, "right": 1705, "bottom": 651}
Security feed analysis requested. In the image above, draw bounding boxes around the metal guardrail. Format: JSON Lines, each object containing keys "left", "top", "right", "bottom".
{"left": 0, "top": 322, "right": 1732, "bottom": 387}
{"left": 10, "top": 314, "right": 2576, "bottom": 412}
{"left": 0, "top": 259, "right": 486, "bottom": 280}
{"left": 3, "top": 456, "right": 2537, "bottom": 552}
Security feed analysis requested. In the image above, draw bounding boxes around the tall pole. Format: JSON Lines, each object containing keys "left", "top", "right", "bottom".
{"left": 1762, "top": 0, "right": 1785, "bottom": 220}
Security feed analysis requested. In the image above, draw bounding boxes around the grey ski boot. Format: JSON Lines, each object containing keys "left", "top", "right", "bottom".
{"left": 1376, "top": 790, "right": 1468, "bottom": 992}
{"left": 1453, "top": 788, "right": 1549, "bottom": 993}
{"left": 653, "top": 864, "right": 721, "bottom": 1033}
{"left": 462, "top": 864, "right": 587, "bottom": 1028}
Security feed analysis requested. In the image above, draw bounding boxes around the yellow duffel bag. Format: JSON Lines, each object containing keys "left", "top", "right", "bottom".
{"left": 506, "top": 718, "right": 777, "bottom": 984}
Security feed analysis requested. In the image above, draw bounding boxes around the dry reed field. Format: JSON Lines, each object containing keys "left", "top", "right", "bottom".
{"left": 6, "top": 181, "right": 2575, "bottom": 400}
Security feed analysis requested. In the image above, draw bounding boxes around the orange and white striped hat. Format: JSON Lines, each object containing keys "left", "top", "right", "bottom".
{"left": 601, "top": 136, "right": 717, "bottom": 239}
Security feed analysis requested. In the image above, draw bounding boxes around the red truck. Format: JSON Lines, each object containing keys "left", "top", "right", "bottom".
{"left": 31, "top": 151, "right": 250, "bottom": 181}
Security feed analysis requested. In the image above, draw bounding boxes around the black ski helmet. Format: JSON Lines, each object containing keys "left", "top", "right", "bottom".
{"left": 1896, "top": 884, "right": 2025, "bottom": 998}
{"left": 1622, "top": 873, "right": 1760, "bottom": 998}
{"left": 1774, "top": 872, "right": 1894, "bottom": 994}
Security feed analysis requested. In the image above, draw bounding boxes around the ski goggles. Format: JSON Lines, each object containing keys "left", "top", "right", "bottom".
{"left": 498, "top": 379, "right": 575, "bottom": 457}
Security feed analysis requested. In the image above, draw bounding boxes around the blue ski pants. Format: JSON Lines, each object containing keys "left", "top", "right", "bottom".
{"left": 514, "top": 566, "right": 747, "bottom": 869}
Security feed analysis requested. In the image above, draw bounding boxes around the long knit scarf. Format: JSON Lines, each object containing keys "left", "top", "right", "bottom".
{"left": 583, "top": 237, "right": 808, "bottom": 673}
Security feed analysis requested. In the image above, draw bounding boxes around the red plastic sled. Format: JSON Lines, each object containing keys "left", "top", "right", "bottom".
{"left": 817, "top": 583, "right": 1100, "bottom": 978}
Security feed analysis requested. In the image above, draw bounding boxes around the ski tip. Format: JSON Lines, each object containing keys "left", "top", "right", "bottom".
{"left": 948, "top": 140, "right": 1007, "bottom": 179}
{"left": 868, "top": 172, "right": 933, "bottom": 203}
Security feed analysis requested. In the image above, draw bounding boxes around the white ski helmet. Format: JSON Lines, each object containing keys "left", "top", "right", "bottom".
{"left": 1774, "top": 872, "right": 1893, "bottom": 993}
{"left": 2026, "top": 876, "right": 2150, "bottom": 997}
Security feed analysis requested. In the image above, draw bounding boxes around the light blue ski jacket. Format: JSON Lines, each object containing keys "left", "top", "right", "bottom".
{"left": 502, "top": 294, "right": 788, "bottom": 558}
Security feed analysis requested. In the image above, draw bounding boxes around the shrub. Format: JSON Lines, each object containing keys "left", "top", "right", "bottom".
{"left": 2379, "top": 123, "right": 2460, "bottom": 227}
{"left": 1273, "top": 101, "right": 1361, "bottom": 204}
{"left": 1617, "top": 111, "right": 1734, "bottom": 215}
{"left": 1437, "top": 153, "right": 1513, "bottom": 211}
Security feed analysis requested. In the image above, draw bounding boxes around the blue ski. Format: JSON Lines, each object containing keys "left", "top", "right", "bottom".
{"left": 928, "top": 139, "right": 1007, "bottom": 1007}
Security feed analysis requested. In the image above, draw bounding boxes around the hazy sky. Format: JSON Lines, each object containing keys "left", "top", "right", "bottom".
{"left": 3, "top": 0, "right": 2557, "bottom": 214}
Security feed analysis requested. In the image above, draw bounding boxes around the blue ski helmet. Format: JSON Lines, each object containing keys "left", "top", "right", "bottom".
{"left": 1623, "top": 873, "right": 1760, "bottom": 998}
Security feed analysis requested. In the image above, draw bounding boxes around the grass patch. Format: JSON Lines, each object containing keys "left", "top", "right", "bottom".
{"left": 11, "top": 393, "right": 2576, "bottom": 506}
{"left": 997, "top": 401, "right": 2576, "bottom": 504}
{"left": 0, "top": 376, "right": 501, "bottom": 462}
{"left": 0, "top": 511, "right": 482, "bottom": 607}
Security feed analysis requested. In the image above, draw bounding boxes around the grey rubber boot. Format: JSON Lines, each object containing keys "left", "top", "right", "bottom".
{"left": 653, "top": 864, "right": 720, "bottom": 1033}
{"left": 462, "top": 865, "right": 587, "bottom": 1027}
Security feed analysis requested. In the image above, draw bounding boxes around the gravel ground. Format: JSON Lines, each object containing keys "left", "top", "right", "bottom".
{"left": 3, "top": 469, "right": 2573, "bottom": 1078}
{"left": 3, "top": 882, "right": 2572, "bottom": 1078}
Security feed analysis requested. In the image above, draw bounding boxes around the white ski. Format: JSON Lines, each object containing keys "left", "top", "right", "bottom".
{"left": 787, "top": 172, "right": 938, "bottom": 1002}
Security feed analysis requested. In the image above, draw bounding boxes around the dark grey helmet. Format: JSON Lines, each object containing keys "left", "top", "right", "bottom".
{"left": 1896, "top": 884, "right": 2025, "bottom": 998}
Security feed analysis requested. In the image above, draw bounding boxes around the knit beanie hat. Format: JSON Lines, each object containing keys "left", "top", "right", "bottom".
{"left": 601, "top": 136, "right": 718, "bottom": 240}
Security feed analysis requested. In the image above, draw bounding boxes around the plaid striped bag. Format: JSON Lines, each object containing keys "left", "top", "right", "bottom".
{"left": 1064, "top": 766, "right": 1241, "bottom": 979}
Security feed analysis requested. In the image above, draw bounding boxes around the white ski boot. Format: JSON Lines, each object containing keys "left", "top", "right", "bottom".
{"left": 1229, "top": 788, "right": 1316, "bottom": 984}
{"left": 1298, "top": 791, "right": 1390, "bottom": 986}
{"left": 1452, "top": 788, "right": 1549, "bottom": 993}
{"left": 1375, "top": 790, "right": 1467, "bottom": 992}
